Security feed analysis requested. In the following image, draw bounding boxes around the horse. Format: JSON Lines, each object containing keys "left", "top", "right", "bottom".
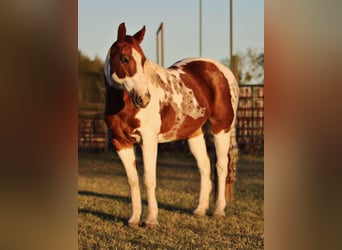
{"left": 104, "top": 23, "right": 239, "bottom": 228}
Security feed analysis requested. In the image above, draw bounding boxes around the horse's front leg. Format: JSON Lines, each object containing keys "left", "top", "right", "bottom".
{"left": 141, "top": 133, "right": 159, "bottom": 227}
{"left": 117, "top": 147, "right": 142, "bottom": 227}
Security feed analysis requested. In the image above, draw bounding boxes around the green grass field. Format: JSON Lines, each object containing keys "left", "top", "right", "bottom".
{"left": 78, "top": 150, "right": 264, "bottom": 249}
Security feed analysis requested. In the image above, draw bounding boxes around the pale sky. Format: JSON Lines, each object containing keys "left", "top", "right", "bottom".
{"left": 78, "top": 0, "right": 264, "bottom": 67}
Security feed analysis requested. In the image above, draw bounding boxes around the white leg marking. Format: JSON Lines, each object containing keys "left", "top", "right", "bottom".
{"left": 141, "top": 134, "right": 159, "bottom": 227}
{"left": 117, "top": 148, "right": 141, "bottom": 225}
{"left": 188, "top": 134, "right": 211, "bottom": 216}
{"left": 213, "top": 130, "right": 231, "bottom": 216}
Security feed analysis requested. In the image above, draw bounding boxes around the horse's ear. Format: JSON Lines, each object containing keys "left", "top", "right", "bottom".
{"left": 133, "top": 25, "right": 146, "bottom": 44}
{"left": 117, "top": 22, "right": 126, "bottom": 41}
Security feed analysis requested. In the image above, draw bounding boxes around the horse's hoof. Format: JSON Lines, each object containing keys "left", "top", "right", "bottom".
{"left": 128, "top": 222, "right": 140, "bottom": 228}
{"left": 212, "top": 210, "right": 226, "bottom": 217}
{"left": 145, "top": 222, "right": 159, "bottom": 229}
{"left": 144, "top": 219, "right": 159, "bottom": 229}
{"left": 193, "top": 209, "right": 206, "bottom": 217}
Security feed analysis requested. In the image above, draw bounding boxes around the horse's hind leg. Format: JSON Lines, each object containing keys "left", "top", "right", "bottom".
{"left": 188, "top": 133, "right": 211, "bottom": 216}
{"left": 212, "top": 130, "right": 231, "bottom": 217}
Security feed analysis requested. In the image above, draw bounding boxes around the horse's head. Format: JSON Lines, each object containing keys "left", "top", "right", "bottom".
{"left": 105, "top": 23, "right": 151, "bottom": 109}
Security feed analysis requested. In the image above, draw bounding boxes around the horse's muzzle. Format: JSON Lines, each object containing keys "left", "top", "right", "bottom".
{"left": 131, "top": 91, "right": 151, "bottom": 108}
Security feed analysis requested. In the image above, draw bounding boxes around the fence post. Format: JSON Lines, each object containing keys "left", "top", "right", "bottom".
{"left": 251, "top": 85, "right": 255, "bottom": 148}
{"left": 156, "top": 22, "right": 164, "bottom": 66}
{"left": 236, "top": 84, "right": 264, "bottom": 153}
{"left": 156, "top": 32, "right": 159, "bottom": 65}
{"left": 231, "top": 55, "right": 239, "bottom": 81}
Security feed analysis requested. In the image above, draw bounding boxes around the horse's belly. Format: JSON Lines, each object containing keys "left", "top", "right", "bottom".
{"left": 157, "top": 115, "right": 207, "bottom": 143}
{"left": 157, "top": 134, "right": 175, "bottom": 143}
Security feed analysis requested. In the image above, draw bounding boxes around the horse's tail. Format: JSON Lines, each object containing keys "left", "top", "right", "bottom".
{"left": 226, "top": 126, "right": 239, "bottom": 203}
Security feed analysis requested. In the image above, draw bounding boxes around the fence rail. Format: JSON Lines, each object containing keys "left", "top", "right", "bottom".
{"left": 78, "top": 111, "right": 108, "bottom": 152}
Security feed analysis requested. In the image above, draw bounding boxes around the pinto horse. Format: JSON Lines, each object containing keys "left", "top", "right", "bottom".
{"left": 104, "top": 23, "right": 239, "bottom": 228}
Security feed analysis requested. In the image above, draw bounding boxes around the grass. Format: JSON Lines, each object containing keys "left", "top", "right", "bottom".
{"left": 78, "top": 150, "right": 264, "bottom": 249}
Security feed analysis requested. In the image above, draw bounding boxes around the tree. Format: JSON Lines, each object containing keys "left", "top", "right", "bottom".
{"left": 78, "top": 50, "right": 105, "bottom": 110}
{"left": 221, "top": 48, "right": 264, "bottom": 84}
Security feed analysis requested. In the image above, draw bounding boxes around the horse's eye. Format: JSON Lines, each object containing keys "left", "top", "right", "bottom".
{"left": 120, "top": 55, "right": 130, "bottom": 64}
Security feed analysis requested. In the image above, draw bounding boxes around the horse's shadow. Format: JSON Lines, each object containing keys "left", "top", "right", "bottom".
{"left": 78, "top": 208, "right": 127, "bottom": 225}
{"left": 78, "top": 190, "right": 193, "bottom": 222}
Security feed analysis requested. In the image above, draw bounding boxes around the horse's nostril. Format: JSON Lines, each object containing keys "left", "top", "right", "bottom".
{"left": 136, "top": 96, "right": 143, "bottom": 105}
{"left": 132, "top": 92, "right": 150, "bottom": 108}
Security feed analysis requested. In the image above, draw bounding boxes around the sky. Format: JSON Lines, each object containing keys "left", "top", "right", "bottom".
{"left": 78, "top": 0, "right": 264, "bottom": 67}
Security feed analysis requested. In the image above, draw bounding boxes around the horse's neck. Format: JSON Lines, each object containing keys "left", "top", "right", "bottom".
{"left": 144, "top": 59, "right": 172, "bottom": 86}
{"left": 145, "top": 59, "right": 166, "bottom": 72}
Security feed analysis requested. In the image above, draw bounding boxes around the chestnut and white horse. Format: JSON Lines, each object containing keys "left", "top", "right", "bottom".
{"left": 104, "top": 23, "right": 239, "bottom": 228}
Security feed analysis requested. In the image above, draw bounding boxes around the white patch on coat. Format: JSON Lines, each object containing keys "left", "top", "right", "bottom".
{"left": 112, "top": 72, "right": 125, "bottom": 85}
{"left": 133, "top": 77, "right": 162, "bottom": 140}
{"left": 142, "top": 59, "right": 206, "bottom": 142}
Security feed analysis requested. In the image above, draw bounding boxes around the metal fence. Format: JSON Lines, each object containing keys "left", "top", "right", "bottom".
{"left": 236, "top": 84, "right": 264, "bottom": 153}
{"left": 78, "top": 111, "right": 108, "bottom": 152}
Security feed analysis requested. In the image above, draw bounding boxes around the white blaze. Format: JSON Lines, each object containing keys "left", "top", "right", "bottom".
{"left": 123, "top": 49, "right": 149, "bottom": 96}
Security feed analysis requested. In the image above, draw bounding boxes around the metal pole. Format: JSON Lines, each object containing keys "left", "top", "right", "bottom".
{"left": 230, "top": 0, "right": 233, "bottom": 67}
{"left": 156, "top": 32, "right": 159, "bottom": 64}
{"left": 156, "top": 22, "right": 164, "bottom": 66}
{"left": 161, "top": 23, "right": 164, "bottom": 67}
{"left": 199, "top": 0, "right": 202, "bottom": 57}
